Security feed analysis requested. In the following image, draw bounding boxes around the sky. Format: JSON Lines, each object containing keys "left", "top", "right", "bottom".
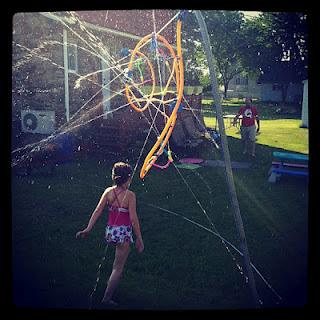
{"left": 241, "top": 11, "right": 261, "bottom": 20}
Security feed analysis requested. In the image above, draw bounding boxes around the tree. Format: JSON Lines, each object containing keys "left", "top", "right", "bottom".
{"left": 239, "top": 12, "right": 308, "bottom": 102}
{"left": 183, "top": 10, "right": 246, "bottom": 98}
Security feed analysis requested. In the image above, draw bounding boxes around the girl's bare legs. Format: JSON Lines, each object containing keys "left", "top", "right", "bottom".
{"left": 102, "top": 242, "right": 131, "bottom": 303}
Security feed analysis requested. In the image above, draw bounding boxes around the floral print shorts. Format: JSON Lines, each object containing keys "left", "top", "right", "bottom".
{"left": 105, "top": 225, "right": 134, "bottom": 244}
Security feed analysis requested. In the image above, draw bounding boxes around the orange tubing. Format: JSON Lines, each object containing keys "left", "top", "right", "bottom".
{"left": 125, "top": 19, "right": 184, "bottom": 179}
{"left": 125, "top": 50, "right": 156, "bottom": 112}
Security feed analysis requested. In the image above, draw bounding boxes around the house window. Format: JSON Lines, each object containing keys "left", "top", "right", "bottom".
{"left": 235, "top": 76, "right": 248, "bottom": 85}
{"left": 272, "top": 84, "right": 283, "bottom": 91}
{"left": 68, "top": 43, "right": 78, "bottom": 73}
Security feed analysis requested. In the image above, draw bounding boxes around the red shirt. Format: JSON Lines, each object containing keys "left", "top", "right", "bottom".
{"left": 238, "top": 105, "right": 258, "bottom": 127}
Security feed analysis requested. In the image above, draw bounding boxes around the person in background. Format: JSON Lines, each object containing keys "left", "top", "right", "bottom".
{"left": 233, "top": 97, "right": 260, "bottom": 157}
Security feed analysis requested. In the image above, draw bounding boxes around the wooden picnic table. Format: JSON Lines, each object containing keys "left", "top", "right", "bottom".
{"left": 223, "top": 114, "right": 242, "bottom": 128}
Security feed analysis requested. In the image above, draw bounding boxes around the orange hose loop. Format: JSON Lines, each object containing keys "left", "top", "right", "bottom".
{"left": 126, "top": 19, "right": 184, "bottom": 179}
{"left": 125, "top": 50, "right": 156, "bottom": 112}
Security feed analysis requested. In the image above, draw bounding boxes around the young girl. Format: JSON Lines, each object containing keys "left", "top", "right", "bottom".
{"left": 76, "top": 162, "right": 144, "bottom": 305}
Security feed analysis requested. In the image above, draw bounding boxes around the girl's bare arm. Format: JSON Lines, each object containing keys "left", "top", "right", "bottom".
{"left": 76, "top": 188, "right": 109, "bottom": 237}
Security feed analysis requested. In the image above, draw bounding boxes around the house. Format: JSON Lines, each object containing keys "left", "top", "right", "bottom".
{"left": 259, "top": 81, "right": 303, "bottom": 103}
{"left": 257, "top": 67, "right": 304, "bottom": 104}
{"left": 226, "top": 73, "right": 303, "bottom": 104}
{"left": 226, "top": 73, "right": 261, "bottom": 99}
{"left": 12, "top": 10, "right": 192, "bottom": 155}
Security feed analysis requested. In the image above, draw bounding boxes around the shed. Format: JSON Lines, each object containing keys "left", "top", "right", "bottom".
{"left": 301, "top": 79, "right": 308, "bottom": 128}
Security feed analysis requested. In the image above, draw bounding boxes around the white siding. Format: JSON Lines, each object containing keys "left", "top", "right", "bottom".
{"left": 260, "top": 83, "right": 303, "bottom": 103}
{"left": 301, "top": 79, "right": 308, "bottom": 128}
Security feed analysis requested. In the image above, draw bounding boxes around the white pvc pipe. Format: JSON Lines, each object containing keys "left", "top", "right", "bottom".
{"left": 63, "top": 28, "right": 70, "bottom": 122}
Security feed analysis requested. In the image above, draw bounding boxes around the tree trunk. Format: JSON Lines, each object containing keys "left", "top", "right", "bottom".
{"left": 224, "top": 81, "right": 229, "bottom": 98}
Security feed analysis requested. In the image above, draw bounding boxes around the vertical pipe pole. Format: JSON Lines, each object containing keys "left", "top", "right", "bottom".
{"left": 194, "top": 10, "right": 261, "bottom": 308}
{"left": 101, "top": 56, "right": 112, "bottom": 119}
{"left": 63, "top": 28, "right": 70, "bottom": 122}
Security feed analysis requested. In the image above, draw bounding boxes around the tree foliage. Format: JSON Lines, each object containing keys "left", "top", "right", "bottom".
{"left": 183, "top": 11, "right": 307, "bottom": 101}
{"left": 183, "top": 10, "right": 246, "bottom": 97}
{"left": 239, "top": 12, "right": 308, "bottom": 101}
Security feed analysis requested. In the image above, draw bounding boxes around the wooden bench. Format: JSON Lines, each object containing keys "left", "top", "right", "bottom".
{"left": 268, "top": 151, "right": 309, "bottom": 183}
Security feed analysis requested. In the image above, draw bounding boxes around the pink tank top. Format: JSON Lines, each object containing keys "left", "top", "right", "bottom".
{"left": 107, "top": 189, "right": 131, "bottom": 227}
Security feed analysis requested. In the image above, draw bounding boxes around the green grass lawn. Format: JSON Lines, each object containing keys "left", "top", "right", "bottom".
{"left": 11, "top": 106, "right": 309, "bottom": 311}
{"left": 204, "top": 117, "right": 308, "bottom": 155}
{"left": 203, "top": 98, "right": 308, "bottom": 155}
